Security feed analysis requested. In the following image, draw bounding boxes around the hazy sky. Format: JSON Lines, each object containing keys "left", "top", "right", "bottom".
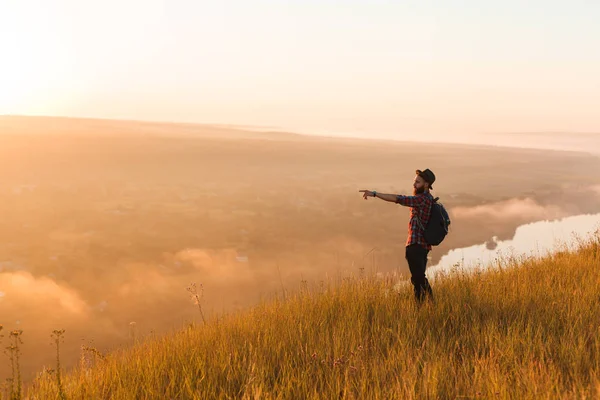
{"left": 1, "top": 0, "right": 599, "bottom": 140}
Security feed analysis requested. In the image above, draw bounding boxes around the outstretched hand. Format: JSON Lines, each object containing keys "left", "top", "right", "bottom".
{"left": 359, "top": 189, "right": 375, "bottom": 200}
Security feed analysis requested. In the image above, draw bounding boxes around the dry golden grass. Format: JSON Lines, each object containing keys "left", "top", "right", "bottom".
{"left": 21, "top": 233, "right": 600, "bottom": 399}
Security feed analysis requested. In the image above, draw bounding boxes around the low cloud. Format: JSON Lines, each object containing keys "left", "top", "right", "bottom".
{"left": 451, "top": 197, "right": 566, "bottom": 221}
{"left": 0, "top": 271, "right": 88, "bottom": 316}
{"left": 0, "top": 272, "right": 122, "bottom": 382}
{"left": 174, "top": 248, "right": 255, "bottom": 284}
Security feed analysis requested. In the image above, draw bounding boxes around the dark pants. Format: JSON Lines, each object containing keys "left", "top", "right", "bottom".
{"left": 405, "top": 244, "right": 433, "bottom": 304}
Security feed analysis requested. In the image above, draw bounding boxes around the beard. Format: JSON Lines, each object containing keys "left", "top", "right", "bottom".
{"left": 413, "top": 186, "right": 425, "bottom": 195}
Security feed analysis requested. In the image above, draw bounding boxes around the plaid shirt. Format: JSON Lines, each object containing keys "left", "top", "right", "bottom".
{"left": 395, "top": 192, "right": 434, "bottom": 250}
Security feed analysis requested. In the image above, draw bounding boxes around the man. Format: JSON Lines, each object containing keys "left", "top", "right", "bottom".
{"left": 359, "top": 169, "right": 436, "bottom": 304}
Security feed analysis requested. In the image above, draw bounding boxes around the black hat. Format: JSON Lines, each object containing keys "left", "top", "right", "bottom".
{"left": 416, "top": 168, "right": 436, "bottom": 189}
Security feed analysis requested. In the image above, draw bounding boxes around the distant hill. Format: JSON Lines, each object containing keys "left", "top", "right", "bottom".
{"left": 3, "top": 114, "right": 599, "bottom": 154}
{"left": 0, "top": 115, "right": 309, "bottom": 141}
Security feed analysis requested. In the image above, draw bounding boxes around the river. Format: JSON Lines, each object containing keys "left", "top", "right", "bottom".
{"left": 427, "top": 212, "right": 600, "bottom": 279}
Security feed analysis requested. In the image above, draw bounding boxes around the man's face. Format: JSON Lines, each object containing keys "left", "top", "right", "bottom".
{"left": 413, "top": 175, "right": 428, "bottom": 195}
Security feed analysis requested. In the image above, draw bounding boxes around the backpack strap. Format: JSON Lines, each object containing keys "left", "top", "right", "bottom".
{"left": 415, "top": 214, "right": 426, "bottom": 231}
{"left": 414, "top": 196, "right": 436, "bottom": 231}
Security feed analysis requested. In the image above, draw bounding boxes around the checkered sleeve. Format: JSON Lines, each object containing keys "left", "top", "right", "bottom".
{"left": 395, "top": 195, "right": 425, "bottom": 208}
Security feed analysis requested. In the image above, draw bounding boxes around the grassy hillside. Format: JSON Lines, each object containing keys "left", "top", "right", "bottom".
{"left": 18, "top": 234, "right": 600, "bottom": 399}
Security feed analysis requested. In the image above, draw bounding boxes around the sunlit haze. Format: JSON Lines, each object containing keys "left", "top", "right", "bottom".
{"left": 3, "top": 2, "right": 600, "bottom": 393}
{"left": 1, "top": 0, "right": 599, "bottom": 143}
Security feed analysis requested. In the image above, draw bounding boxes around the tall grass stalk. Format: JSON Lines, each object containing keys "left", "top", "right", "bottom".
{"left": 51, "top": 329, "right": 66, "bottom": 400}
{"left": 187, "top": 283, "right": 206, "bottom": 325}
{"left": 4, "top": 330, "right": 23, "bottom": 400}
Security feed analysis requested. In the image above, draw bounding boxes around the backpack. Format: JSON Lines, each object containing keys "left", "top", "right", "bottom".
{"left": 416, "top": 197, "right": 451, "bottom": 246}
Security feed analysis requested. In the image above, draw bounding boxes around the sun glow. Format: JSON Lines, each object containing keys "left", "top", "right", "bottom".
{"left": 1, "top": 6, "right": 36, "bottom": 113}
{"left": 0, "top": 1, "right": 72, "bottom": 115}
{"left": 0, "top": 51, "right": 37, "bottom": 114}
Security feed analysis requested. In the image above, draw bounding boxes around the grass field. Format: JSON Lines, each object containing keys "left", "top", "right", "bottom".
{"left": 13, "top": 232, "right": 599, "bottom": 399}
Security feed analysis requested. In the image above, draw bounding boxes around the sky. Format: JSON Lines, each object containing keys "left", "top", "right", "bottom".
{"left": 1, "top": 0, "right": 599, "bottom": 141}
